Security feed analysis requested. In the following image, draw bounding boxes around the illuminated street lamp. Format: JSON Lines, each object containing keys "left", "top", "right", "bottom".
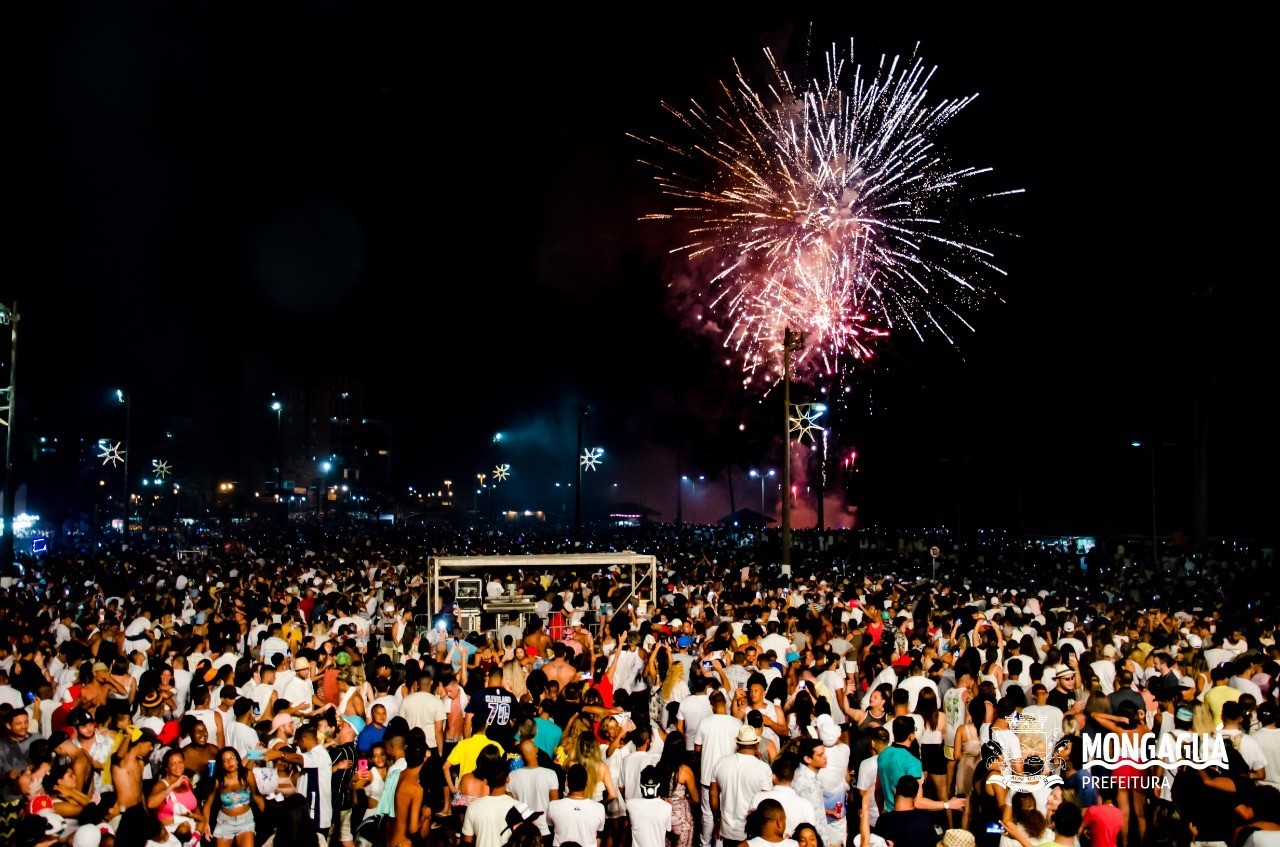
{"left": 115, "top": 389, "right": 131, "bottom": 539}
{"left": 319, "top": 460, "right": 332, "bottom": 515}
{"left": 749, "top": 469, "right": 776, "bottom": 516}
{"left": 270, "top": 399, "right": 284, "bottom": 500}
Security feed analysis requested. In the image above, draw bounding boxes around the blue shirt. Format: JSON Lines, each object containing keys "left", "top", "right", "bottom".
{"left": 877, "top": 744, "right": 923, "bottom": 813}
{"left": 357, "top": 724, "right": 386, "bottom": 756}
{"left": 532, "top": 718, "right": 562, "bottom": 761}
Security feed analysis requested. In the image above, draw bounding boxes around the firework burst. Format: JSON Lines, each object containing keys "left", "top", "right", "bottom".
{"left": 634, "top": 39, "right": 1020, "bottom": 387}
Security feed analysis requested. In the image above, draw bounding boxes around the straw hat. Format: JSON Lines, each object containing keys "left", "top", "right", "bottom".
{"left": 941, "top": 830, "right": 976, "bottom": 847}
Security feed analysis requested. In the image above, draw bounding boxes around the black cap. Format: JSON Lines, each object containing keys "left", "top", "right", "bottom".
{"left": 66, "top": 707, "right": 95, "bottom": 727}
{"left": 640, "top": 765, "right": 662, "bottom": 798}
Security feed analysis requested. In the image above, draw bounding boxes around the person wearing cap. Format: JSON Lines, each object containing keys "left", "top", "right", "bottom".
{"left": 280, "top": 655, "right": 317, "bottom": 715}
{"left": 710, "top": 725, "right": 772, "bottom": 847}
{"left": 1254, "top": 702, "right": 1280, "bottom": 790}
{"left": 627, "top": 764, "right": 673, "bottom": 847}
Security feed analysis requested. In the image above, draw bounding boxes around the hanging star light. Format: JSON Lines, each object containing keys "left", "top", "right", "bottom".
{"left": 580, "top": 447, "right": 604, "bottom": 471}
{"left": 98, "top": 441, "right": 126, "bottom": 467}
{"left": 152, "top": 459, "right": 172, "bottom": 480}
{"left": 789, "top": 404, "right": 827, "bottom": 445}
{"left": 492, "top": 464, "right": 510, "bottom": 482}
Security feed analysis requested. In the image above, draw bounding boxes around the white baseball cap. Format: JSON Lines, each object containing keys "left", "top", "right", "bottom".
{"left": 1062, "top": 621, "right": 1075, "bottom": 633}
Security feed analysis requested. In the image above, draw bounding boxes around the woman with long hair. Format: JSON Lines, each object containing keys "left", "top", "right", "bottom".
{"left": 148, "top": 748, "right": 206, "bottom": 841}
{"left": 915, "top": 687, "right": 950, "bottom": 825}
{"left": 500, "top": 657, "right": 528, "bottom": 702}
{"left": 953, "top": 697, "right": 991, "bottom": 828}
{"left": 968, "top": 741, "right": 1009, "bottom": 847}
{"left": 564, "top": 727, "right": 619, "bottom": 809}
{"left": 999, "top": 790, "right": 1051, "bottom": 847}
{"left": 655, "top": 731, "right": 700, "bottom": 847}
{"left": 200, "top": 747, "right": 263, "bottom": 847}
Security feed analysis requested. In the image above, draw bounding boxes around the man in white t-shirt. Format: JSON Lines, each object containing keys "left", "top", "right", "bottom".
{"left": 266, "top": 724, "right": 332, "bottom": 830}
{"left": 546, "top": 764, "right": 606, "bottom": 847}
{"left": 398, "top": 670, "right": 447, "bottom": 754}
{"left": 462, "top": 750, "right": 535, "bottom": 847}
{"left": 713, "top": 726, "right": 774, "bottom": 847}
{"left": 747, "top": 798, "right": 798, "bottom": 847}
{"left": 677, "top": 675, "right": 714, "bottom": 751}
{"left": 750, "top": 752, "right": 818, "bottom": 833}
{"left": 627, "top": 766, "right": 673, "bottom": 847}
{"left": 280, "top": 656, "right": 316, "bottom": 713}
{"left": 507, "top": 738, "right": 559, "bottom": 837}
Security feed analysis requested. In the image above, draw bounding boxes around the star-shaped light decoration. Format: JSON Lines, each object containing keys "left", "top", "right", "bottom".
{"left": 580, "top": 447, "right": 604, "bottom": 471}
{"left": 492, "top": 464, "right": 510, "bottom": 482}
{"left": 98, "top": 441, "right": 126, "bottom": 467}
{"left": 152, "top": 459, "right": 172, "bottom": 480}
{"left": 789, "top": 404, "right": 827, "bottom": 444}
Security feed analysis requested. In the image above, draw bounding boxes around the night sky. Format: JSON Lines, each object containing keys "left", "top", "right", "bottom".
{"left": 15, "top": 6, "right": 1274, "bottom": 538}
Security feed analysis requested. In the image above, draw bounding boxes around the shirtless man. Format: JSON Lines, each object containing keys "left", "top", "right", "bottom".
{"left": 541, "top": 643, "right": 578, "bottom": 691}
{"left": 112, "top": 729, "right": 161, "bottom": 820}
{"left": 523, "top": 616, "right": 552, "bottom": 661}
{"left": 387, "top": 730, "right": 431, "bottom": 847}
{"left": 80, "top": 662, "right": 129, "bottom": 711}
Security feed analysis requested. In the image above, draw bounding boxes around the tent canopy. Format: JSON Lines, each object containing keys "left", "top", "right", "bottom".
{"left": 717, "top": 508, "right": 777, "bottom": 527}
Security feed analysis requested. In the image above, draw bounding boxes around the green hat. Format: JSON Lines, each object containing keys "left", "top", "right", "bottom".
{"left": 335, "top": 651, "right": 352, "bottom": 667}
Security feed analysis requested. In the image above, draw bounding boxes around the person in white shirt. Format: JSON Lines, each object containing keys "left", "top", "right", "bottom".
{"left": 507, "top": 737, "right": 560, "bottom": 837}
{"left": 280, "top": 656, "right": 316, "bottom": 714}
{"left": 546, "top": 764, "right": 607, "bottom": 847}
{"left": 696, "top": 691, "right": 743, "bottom": 847}
{"left": 712, "top": 726, "right": 774, "bottom": 847}
{"left": 750, "top": 753, "right": 818, "bottom": 833}
{"left": 398, "top": 670, "right": 446, "bottom": 754}
{"left": 0, "top": 669, "right": 23, "bottom": 710}
{"left": 223, "top": 699, "right": 261, "bottom": 758}
{"left": 627, "top": 766, "right": 673, "bottom": 847}
{"left": 461, "top": 747, "right": 535, "bottom": 847}
{"left": 746, "top": 798, "right": 798, "bottom": 847}
{"left": 895, "top": 661, "right": 940, "bottom": 712}
{"left": 677, "top": 675, "right": 714, "bottom": 752}
{"left": 265, "top": 723, "right": 333, "bottom": 830}
{"left": 619, "top": 727, "right": 661, "bottom": 800}
{"left": 1252, "top": 703, "right": 1280, "bottom": 789}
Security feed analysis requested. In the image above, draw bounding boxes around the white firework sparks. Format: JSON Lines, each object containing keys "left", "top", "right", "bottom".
{"left": 634, "top": 39, "right": 1020, "bottom": 387}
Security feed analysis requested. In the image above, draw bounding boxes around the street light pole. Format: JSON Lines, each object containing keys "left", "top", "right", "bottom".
{"left": 319, "top": 461, "right": 332, "bottom": 516}
{"left": 271, "top": 401, "right": 283, "bottom": 499}
{"left": 781, "top": 328, "right": 805, "bottom": 572}
{"left": 750, "top": 469, "right": 775, "bottom": 516}
{"left": 0, "top": 303, "right": 18, "bottom": 567}
{"left": 117, "top": 389, "right": 131, "bottom": 541}
{"left": 1132, "top": 441, "right": 1161, "bottom": 567}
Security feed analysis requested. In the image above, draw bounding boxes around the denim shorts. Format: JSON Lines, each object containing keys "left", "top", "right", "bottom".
{"left": 213, "top": 810, "right": 256, "bottom": 840}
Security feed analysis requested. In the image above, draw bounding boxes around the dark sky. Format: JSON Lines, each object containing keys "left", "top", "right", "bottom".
{"left": 15, "top": 5, "right": 1274, "bottom": 538}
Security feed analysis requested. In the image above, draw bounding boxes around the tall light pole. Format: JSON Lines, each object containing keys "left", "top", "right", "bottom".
{"left": 0, "top": 303, "right": 17, "bottom": 566}
{"left": 1131, "top": 441, "right": 1172, "bottom": 567}
{"left": 781, "top": 328, "right": 805, "bottom": 572}
{"left": 116, "top": 389, "right": 131, "bottom": 540}
{"left": 749, "top": 469, "right": 775, "bottom": 516}
{"left": 270, "top": 400, "right": 284, "bottom": 504}
{"left": 319, "top": 460, "right": 332, "bottom": 515}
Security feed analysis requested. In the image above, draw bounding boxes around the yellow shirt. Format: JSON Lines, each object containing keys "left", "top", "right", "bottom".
{"left": 446, "top": 733, "right": 505, "bottom": 778}
{"left": 1202, "top": 683, "right": 1240, "bottom": 727}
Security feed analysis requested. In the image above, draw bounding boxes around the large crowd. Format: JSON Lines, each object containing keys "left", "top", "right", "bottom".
{"left": 0, "top": 522, "right": 1277, "bottom": 847}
